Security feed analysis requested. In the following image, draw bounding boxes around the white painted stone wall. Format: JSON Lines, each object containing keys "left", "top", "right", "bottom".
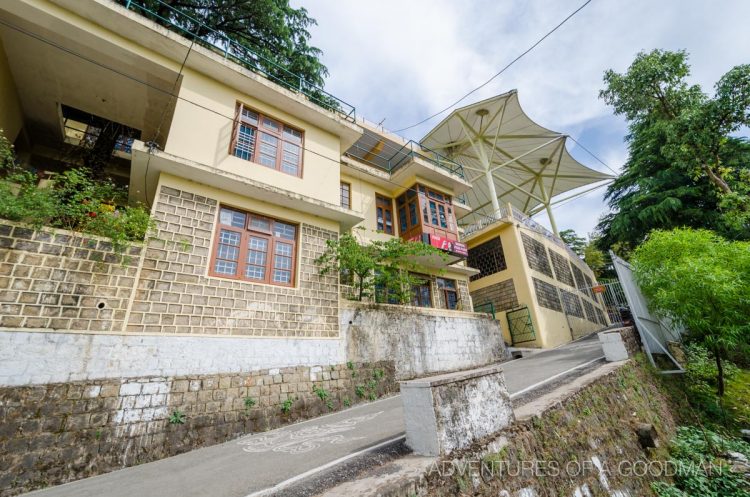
{"left": 0, "top": 331, "right": 344, "bottom": 386}
{"left": 342, "top": 302, "right": 508, "bottom": 380}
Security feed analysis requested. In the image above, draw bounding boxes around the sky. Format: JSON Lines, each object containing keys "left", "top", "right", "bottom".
{"left": 296, "top": 0, "right": 750, "bottom": 237}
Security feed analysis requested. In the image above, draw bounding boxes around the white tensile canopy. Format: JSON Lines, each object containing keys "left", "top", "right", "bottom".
{"left": 420, "top": 90, "right": 613, "bottom": 234}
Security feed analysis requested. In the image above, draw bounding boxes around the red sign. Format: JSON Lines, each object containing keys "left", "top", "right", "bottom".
{"left": 429, "top": 234, "right": 468, "bottom": 257}
{"left": 592, "top": 285, "right": 606, "bottom": 294}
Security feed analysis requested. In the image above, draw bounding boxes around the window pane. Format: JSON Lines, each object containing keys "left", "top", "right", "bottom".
{"left": 376, "top": 207, "right": 384, "bottom": 231}
{"left": 398, "top": 206, "right": 407, "bottom": 232}
{"left": 234, "top": 124, "right": 256, "bottom": 161}
{"left": 218, "top": 229, "right": 241, "bottom": 246}
{"left": 429, "top": 201, "right": 439, "bottom": 225}
{"left": 385, "top": 209, "right": 393, "bottom": 233}
{"left": 446, "top": 291, "right": 458, "bottom": 310}
{"left": 262, "top": 116, "right": 280, "bottom": 132}
{"left": 240, "top": 108, "right": 259, "bottom": 126}
{"left": 220, "top": 208, "right": 246, "bottom": 228}
{"left": 341, "top": 183, "right": 351, "bottom": 209}
{"left": 249, "top": 216, "right": 271, "bottom": 232}
{"left": 245, "top": 236, "right": 268, "bottom": 280}
{"left": 283, "top": 126, "right": 302, "bottom": 144}
{"left": 217, "top": 244, "right": 239, "bottom": 260}
{"left": 258, "top": 132, "right": 278, "bottom": 167}
{"left": 281, "top": 141, "right": 300, "bottom": 175}
{"left": 274, "top": 222, "right": 296, "bottom": 240}
{"left": 275, "top": 242, "right": 293, "bottom": 257}
{"left": 245, "top": 265, "right": 265, "bottom": 280}
{"left": 409, "top": 202, "right": 418, "bottom": 226}
{"left": 438, "top": 204, "right": 448, "bottom": 228}
{"left": 273, "top": 269, "right": 291, "bottom": 284}
{"left": 214, "top": 260, "right": 237, "bottom": 275}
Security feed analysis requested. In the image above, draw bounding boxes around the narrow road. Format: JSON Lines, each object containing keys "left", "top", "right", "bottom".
{"left": 23, "top": 335, "right": 604, "bottom": 497}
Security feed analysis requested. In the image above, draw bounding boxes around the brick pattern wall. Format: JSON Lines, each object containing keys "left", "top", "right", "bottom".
{"left": 470, "top": 279, "right": 519, "bottom": 313}
{"left": 532, "top": 277, "right": 562, "bottom": 312}
{"left": 521, "top": 233, "right": 552, "bottom": 278}
{"left": 127, "top": 186, "right": 340, "bottom": 337}
{"left": 0, "top": 223, "right": 141, "bottom": 332}
{"left": 549, "top": 249, "right": 575, "bottom": 287}
{"left": 560, "top": 289, "right": 584, "bottom": 318}
{"left": 0, "top": 361, "right": 396, "bottom": 496}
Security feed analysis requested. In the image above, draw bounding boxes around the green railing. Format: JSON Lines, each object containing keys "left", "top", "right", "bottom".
{"left": 122, "top": 0, "right": 356, "bottom": 121}
{"left": 473, "top": 301, "right": 496, "bottom": 319}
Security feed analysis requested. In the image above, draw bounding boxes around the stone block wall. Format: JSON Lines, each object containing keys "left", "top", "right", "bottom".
{"left": 129, "top": 185, "right": 340, "bottom": 337}
{"left": 469, "top": 278, "right": 519, "bottom": 313}
{"left": 0, "top": 223, "right": 141, "bottom": 332}
{"left": 0, "top": 361, "right": 396, "bottom": 496}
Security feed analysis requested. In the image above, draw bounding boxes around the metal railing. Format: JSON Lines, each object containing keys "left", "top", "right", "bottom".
{"left": 122, "top": 0, "right": 356, "bottom": 121}
{"left": 63, "top": 123, "right": 135, "bottom": 154}
{"left": 345, "top": 139, "right": 466, "bottom": 180}
{"left": 509, "top": 205, "right": 581, "bottom": 261}
{"left": 459, "top": 207, "right": 511, "bottom": 238}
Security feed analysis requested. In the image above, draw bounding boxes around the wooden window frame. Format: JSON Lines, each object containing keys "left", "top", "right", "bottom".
{"left": 230, "top": 102, "right": 304, "bottom": 178}
{"left": 375, "top": 194, "right": 395, "bottom": 235}
{"left": 397, "top": 183, "right": 459, "bottom": 241}
{"left": 411, "top": 273, "right": 432, "bottom": 308}
{"left": 436, "top": 277, "right": 459, "bottom": 310}
{"left": 340, "top": 181, "right": 351, "bottom": 209}
{"left": 209, "top": 205, "right": 298, "bottom": 287}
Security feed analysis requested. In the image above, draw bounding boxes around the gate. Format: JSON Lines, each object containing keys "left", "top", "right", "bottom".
{"left": 506, "top": 306, "right": 536, "bottom": 345}
{"left": 588, "top": 279, "right": 631, "bottom": 326}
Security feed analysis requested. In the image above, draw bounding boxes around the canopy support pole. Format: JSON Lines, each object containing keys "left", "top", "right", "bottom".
{"left": 485, "top": 169, "right": 502, "bottom": 218}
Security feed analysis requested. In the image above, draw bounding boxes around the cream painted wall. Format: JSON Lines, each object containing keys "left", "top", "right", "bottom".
{"left": 166, "top": 70, "right": 342, "bottom": 206}
{"left": 0, "top": 37, "right": 23, "bottom": 143}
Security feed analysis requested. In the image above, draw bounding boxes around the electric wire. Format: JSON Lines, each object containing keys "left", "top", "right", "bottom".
{"left": 392, "top": 0, "right": 594, "bottom": 133}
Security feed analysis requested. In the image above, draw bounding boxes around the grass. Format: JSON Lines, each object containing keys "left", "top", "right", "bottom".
{"left": 722, "top": 368, "right": 750, "bottom": 429}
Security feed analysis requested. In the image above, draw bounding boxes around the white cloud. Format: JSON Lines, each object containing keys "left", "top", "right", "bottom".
{"left": 299, "top": 0, "right": 750, "bottom": 235}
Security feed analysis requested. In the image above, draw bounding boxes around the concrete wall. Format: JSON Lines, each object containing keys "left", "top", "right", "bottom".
{"left": 0, "top": 360, "right": 397, "bottom": 496}
{"left": 342, "top": 301, "right": 508, "bottom": 380}
{"left": 0, "top": 37, "right": 23, "bottom": 143}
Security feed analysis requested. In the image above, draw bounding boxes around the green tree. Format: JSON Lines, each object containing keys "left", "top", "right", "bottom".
{"left": 123, "top": 0, "right": 329, "bottom": 99}
{"left": 597, "top": 50, "right": 750, "bottom": 251}
{"left": 558, "top": 228, "right": 586, "bottom": 256}
{"left": 632, "top": 228, "right": 750, "bottom": 396}
{"left": 583, "top": 241, "right": 605, "bottom": 278}
{"left": 316, "top": 232, "right": 447, "bottom": 304}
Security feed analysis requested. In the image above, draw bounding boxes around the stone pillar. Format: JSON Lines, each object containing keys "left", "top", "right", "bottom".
{"left": 598, "top": 328, "right": 630, "bottom": 362}
{"left": 400, "top": 365, "right": 514, "bottom": 456}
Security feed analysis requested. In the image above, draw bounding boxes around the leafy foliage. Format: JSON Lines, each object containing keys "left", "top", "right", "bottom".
{"left": 597, "top": 50, "right": 750, "bottom": 251}
{"left": 632, "top": 228, "right": 750, "bottom": 395}
{"left": 559, "top": 229, "right": 586, "bottom": 256}
{"left": 651, "top": 427, "right": 750, "bottom": 497}
{"left": 122, "top": 0, "right": 331, "bottom": 105}
{"left": 0, "top": 130, "right": 153, "bottom": 254}
{"left": 168, "top": 410, "right": 186, "bottom": 424}
{"left": 316, "top": 231, "right": 448, "bottom": 304}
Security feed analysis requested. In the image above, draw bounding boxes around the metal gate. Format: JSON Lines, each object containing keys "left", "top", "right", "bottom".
{"left": 588, "top": 279, "right": 631, "bottom": 326}
{"left": 506, "top": 306, "right": 536, "bottom": 345}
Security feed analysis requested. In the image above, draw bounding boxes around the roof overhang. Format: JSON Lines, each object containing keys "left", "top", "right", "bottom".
{"left": 420, "top": 91, "right": 613, "bottom": 226}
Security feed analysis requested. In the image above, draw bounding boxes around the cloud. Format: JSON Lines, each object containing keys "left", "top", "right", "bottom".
{"left": 299, "top": 0, "right": 750, "bottom": 235}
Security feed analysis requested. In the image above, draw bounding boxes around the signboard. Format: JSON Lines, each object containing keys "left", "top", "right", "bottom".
{"left": 428, "top": 234, "right": 468, "bottom": 258}
{"left": 592, "top": 285, "right": 606, "bottom": 294}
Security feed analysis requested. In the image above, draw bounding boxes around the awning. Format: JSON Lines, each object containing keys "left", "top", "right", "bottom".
{"left": 420, "top": 90, "right": 613, "bottom": 232}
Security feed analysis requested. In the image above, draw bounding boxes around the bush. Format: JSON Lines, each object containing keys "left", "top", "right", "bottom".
{"left": 0, "top": 130, "right": 153, "bottom": 254}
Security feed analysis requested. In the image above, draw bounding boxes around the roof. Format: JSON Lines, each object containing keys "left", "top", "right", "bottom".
{"left": 420, "top": 90, "right": 613, "bottom": 225}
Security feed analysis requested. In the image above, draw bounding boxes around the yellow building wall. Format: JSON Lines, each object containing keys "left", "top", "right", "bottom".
{"left": 0, "top": 37, "right": 23, "bottom": 143}
{"left": 467, "top": 223, "right": 605, "bottom": 348}
{"left": 166, "top": 69, "right": 342, "bottom": 206}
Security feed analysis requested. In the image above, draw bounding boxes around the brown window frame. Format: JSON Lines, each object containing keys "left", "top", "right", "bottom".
{"left": 411, "top": 273, "right": 432, "bottom": 308}
{"left": 230, "top": 103, "right": 304, "bottom": 178}
{"left": 436, "top": 277, "right": 459, "bottom": 310}
{"left": 209, "top": 205, "right": 298, "bottom": 287}
{"left": 419, "top": 185, "right": 456, "bottom": 233}
{"left": 397, "top": 183, "right": 458, "bottom": 241}
{"left": 340, "top": 181, "right": 351, "bottom": 209}
{"left": 375, "top": 194, "right": 395, "bottom": 235}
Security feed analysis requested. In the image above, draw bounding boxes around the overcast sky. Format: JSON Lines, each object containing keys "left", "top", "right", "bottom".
{"left": 296, "top": 0, "right": 750, "bottom": 237}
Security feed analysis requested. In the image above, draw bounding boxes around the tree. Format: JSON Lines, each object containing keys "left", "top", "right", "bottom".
{"left": 632, "top": 228, "right": 750, "bottom": 396}
{"left": 316, "top": 231, "right": 447, "bottom": 304}
{"left": 559, "top": 229, "right": 586, "bottom": 256}
{"left": 597, "top": 50, "right": 750, "bottom": 251}
{"left": 122, "top": 0, "right": 330, "bottom": 100}
{"left": 583, "top": 242, "right": 605, "bottom": 278}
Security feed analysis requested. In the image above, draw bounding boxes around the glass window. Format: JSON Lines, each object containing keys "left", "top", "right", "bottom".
{"left": 232, "top": 104, "right": 304, "bottom": 177}
{"left": 211, "top": 206, "right": 297, "bottom": 286}
{"left": 376, "top": 195, "right": 394, "bottom": 235}
{"left": 340, "top": 182, "right": 351, "bottom": 209}
{"left": 437, "top": 278, "right": 458, "bottom": 310}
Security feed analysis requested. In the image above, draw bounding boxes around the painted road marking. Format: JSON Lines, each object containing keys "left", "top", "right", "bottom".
{"left": 509, "top": 356, "right": 605, "bottom": 399}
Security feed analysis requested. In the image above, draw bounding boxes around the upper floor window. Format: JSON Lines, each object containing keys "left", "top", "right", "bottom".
{"left": 210, "top": 206, "right": 297, "bottom": 286}
{"left": 231, "top": 103, "right": 303, "bottom": 177}
{"left": 420, "top": 185, "right": 455, "bottom": 232}
{"left": 436, "top": 277, "right": 458, "bottom": 310}
{"left": 375, "top": 195, "right": 394, "bottom": 235}
{"left": 340, "top": 181, "right": 351, "bottom": 209}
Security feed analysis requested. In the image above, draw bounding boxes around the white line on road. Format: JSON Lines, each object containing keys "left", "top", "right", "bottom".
{"left": 244, "top": 435, "right": 407, "bottom": 497}
{"left": 509, "top": 356, "right": 605, "bottom": 399}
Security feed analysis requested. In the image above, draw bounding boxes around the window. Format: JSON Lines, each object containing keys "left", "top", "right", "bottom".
{"left": 411, "top": 274, "right": 432, "bottom": 307}
{"left": 437, "top": 278, "right": 458, "bottom": 310}
{"left": 420, "top": 185, "right": 456, "bottom": 232}
{"left": 340, "top": 182, "right": 351, "bottom": 209}
{"left": 231, "top": 103, "right": 303, "bottom": 177}
{"left": 375, "top": 195, "right": 394, "bottom": 235}
{"left": 210, "top": 206, "right": 297, "bottom": 286}
{"left": 467, "top": 237, "right": 508, "bottom": 282}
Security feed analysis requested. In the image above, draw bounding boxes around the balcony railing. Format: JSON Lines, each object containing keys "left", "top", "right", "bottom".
{"left": 459, "top": 207, "right": 510, "bottom": 239}
{"left": 122, "top": 0, "right": 356, "bottom": 121}
{"left": 345, "top": 140, "right": 465, "bottom": 180}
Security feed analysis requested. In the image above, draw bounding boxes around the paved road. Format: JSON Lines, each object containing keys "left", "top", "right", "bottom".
{"left": 24, "top": 335, "right": 604, "bottom": 497}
